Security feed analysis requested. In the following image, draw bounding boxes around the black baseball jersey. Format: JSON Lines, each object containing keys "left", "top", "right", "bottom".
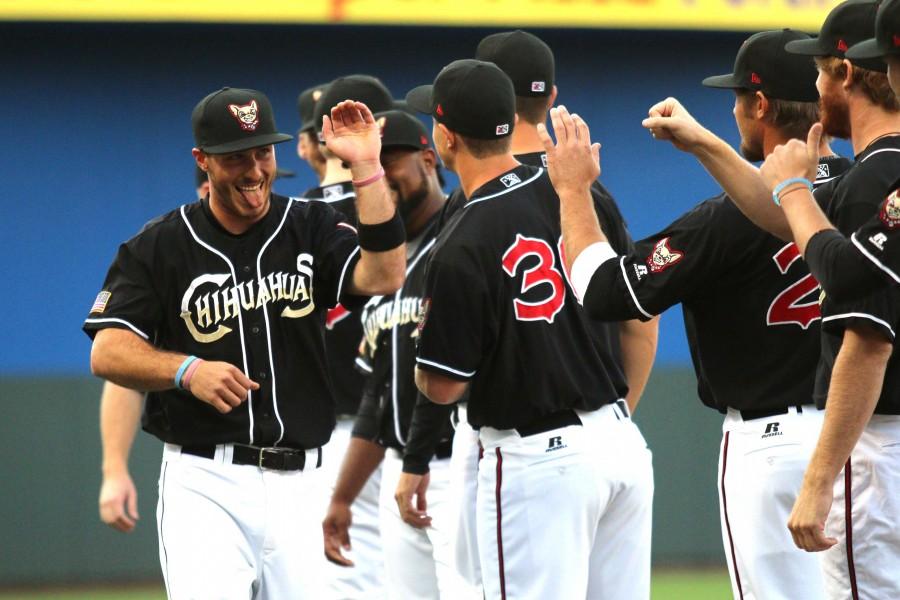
{"left": 806, "top": 180, "right": 900, "bottom": 301}
{"left": 812, "top": 136, "right": 900, "bottom": 414}
{"left": 83, "top": 194, "right": 364, "bottom": 448}
{"left": 304, "top": 181, "right": 366, "bottom": 416}
{"left": 416, "top": 165, "right": 628, "bottom": 430}
{"left": 579, "top": 156, "right": 852, "bottom": 414}
{"left": 352, "top": 216, "right": 454, "bottom": 465}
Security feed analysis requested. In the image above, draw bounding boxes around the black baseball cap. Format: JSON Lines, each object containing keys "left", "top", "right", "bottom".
{"left": 406, "top": 59, "right": 515, "bottom": 140}
{"left": 313, "top": 74, "right": 394, "bottom": 136}
{"left": 297, "top": 83, "right": 327, "bottom": 133}
{"left": 785, "top": 0, "right": 886, "bottom": 72}
{"left": 847, "top": 0, "right": 900, "bottom": 59}
{"left": 475, "top": 30, "right": 555, "bottom": 97}
{"left": 375, "top": 110, "right": 431, "bottom": 151}
{"left": 702, "top": 30, "right": 819, "bottom": 102}
{"left": 192, "top": 87, "right": 293, "bottom": 154}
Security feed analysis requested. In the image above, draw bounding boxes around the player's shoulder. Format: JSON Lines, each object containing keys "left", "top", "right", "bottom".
{"left": 129, "top": 201, "right": 196, "bottom": 242}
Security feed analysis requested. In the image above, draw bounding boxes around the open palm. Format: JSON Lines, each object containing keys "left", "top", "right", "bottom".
{"left": 322, "top": 100, "right": 381, "bottom": 165}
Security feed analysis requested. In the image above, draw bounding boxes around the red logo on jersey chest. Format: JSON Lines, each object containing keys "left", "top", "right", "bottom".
{"left": 646, "top": 237, "right": 683, "bottom": 273}
{"left": 881, "top": 189, "right": 900, "bottom": 230}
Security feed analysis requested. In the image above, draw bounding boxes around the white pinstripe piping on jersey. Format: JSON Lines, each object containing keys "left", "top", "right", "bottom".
{"left": 355, "top": 356, "right": 374, "bottom": 374}
{"left": 180, "top": 205, "right": 256, "bottom": 444}
{"left": 464, "top": 168, "right": 545, "bottom": 209}
{"left": 256, "top": 198, "right": 295, "bottom": 446}
{"left": 310, "top": 191, "right": 356, "bottom": 204}
{"left": 851, "top": 232, "right": 900, "bottom": 284}
{"left": 618, "top": 257, "right": 654, "bottom": 319}
{"left": 392, "top": 237, "right": 438, "bottom": 446}
{"left": 336, "top": 247, "right": 361, "bottom": 307}
{"left": 415, "top": 357, "right": 476, "bottom": 378}
{"left": 822, "top": 312, "right": 896, "bottom": 339}
{"left": 859, "top": 147, "right": 900, "bottom": 163}
{"left": 84, "top": 317, "right": 150, "bottom": 340}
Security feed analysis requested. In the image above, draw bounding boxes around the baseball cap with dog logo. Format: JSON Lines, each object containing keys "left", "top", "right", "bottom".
{"left": 784, "top": 0, "right": 886, "bottom": 73}
{"left": 847, "top": 0, "right": 900, "bottom": 60}
{"left": 406, "top": 59, "right": 515, "bottom": 140}
{"left": 702, "top": 29, "right": 819, "bottom": 102}
{"left": 192, "top": 87, "right": 293, "bottom": 154}
{"left": 476, "top": 30, "right": 555, "bottom": 97}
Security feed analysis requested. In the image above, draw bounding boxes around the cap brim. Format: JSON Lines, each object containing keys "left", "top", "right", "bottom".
{"left": 701, "top": 73, "right": 743, "bottom": 89}
{"left": 405, "top": 85, "right": 434, "bottom": 114}
{"left": 846, "top": 38, "right": 887, "bottom": 60}
{"left": 202, "top": 132, "right": 294, "bottom": 154}
{"left": 784, "top": 38, "right": 829, "bottom": 56}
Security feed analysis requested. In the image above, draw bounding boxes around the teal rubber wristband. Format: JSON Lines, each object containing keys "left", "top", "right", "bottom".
{"left": 772, "top": 177, "right": 813, "bottom": 206}
{"left": 174, "top": 355, "right": 198, "bottom": 390}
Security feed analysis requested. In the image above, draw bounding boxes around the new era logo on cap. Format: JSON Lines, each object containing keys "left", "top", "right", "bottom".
{"left": 531, "top": 81, "right": 546, "bottom": 92}
{"left": 751, "top": 72, "right": 762, "bottom": 84}
{"left": 894, "top": 34, "right": 900, "bottom": 47}
{"left": 496, "top": 123, "right": 510, "bottom": 136}
{"left": 436, "top": 104, "right": 444, "bottom": 116}
{"left": 838, "top": 38, "right": 849, "bottom": 52}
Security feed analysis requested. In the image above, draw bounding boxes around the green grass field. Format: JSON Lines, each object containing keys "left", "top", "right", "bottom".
{"left": 0, "top": 569, "right": 733, "bottom": 599}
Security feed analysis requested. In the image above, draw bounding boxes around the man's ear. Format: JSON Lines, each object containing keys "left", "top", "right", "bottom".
{"left": 421, "top": 148, "right": 438, "bottom": 171}
{"left": 437, "top": 123, "right": 456, "bottom": 150}
{"left": 192, "top": 148, "right": 208, "bottom": 171}
{"left": 548, "top": 85, "right": 559, "bottom": 110}
{"left": 755, "top": 91, "right": 770, "bottom": 120}
{"left": 841, "top": 59, "right": 854, "bottom": 91}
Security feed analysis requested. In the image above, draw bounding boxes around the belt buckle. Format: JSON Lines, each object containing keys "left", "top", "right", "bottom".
{"left": 257, "top": 446, "right": 280, "bottom": 470}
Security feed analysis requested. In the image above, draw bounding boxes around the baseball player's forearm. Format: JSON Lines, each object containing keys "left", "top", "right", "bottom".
{"left": 100, "top": 382, "right": 143, "bottom": 475}
{"left": 91, "top": 328, "right": 191, "bottom": 392}
{"left": 802, "top": 325, "right": 891, "bottom": 490}
{"left": 779, "top": 190, "right": 835, "bottom": 256}
{"left": 349, "top": 246, "right": 406, "bottom": 296}
{"left": 559, "top": 187, "right": 608, "bottom": 275}
{"left": 693, "top": 133, "right": 793, "bottom": 241}
{"left": 619, "top": 317, "right": 659, "bottom": 413}
{"left": 331, "top": 436, "right": 386, "bottom": 506}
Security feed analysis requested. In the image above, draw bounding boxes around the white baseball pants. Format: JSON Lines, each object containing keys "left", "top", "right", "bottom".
{"left": 477, "top": 402, "right": 653, "bottom": 600}
{"left": 718, "top": 406, "right": 827, "bottom": 600}
{"left": 821, "top": 414, "right": 900, "bottom": 600}
{"left": 378, "top": 450, "right": 482, "bottom": 599}
{"left": 448, "top": 403, "right": 482, "bottom": 587}
{"left": 156, "top": 443, "right": 328, "bottom": 600}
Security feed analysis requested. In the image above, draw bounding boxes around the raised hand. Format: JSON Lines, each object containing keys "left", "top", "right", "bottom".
{"left": 536, "top": 105, "right": 601, "bottom": 199}
{"left": 760, "top": 123, "right": 822, "bottom": 194}
{"left": 642, "top": 97, "right": 710, "bottom": 153}
{"left": 322, "top": 100, "right": 382, "bottom": 168}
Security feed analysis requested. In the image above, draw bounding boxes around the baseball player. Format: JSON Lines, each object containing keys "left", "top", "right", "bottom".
{"left": 758, "top": 3, "right": 900, "bottom": 302}
{"left": 542, "top": 29, "right": 850, "bottom": 600}
{"left": 323, "top": 109, "right": 481, "bottom": 599}
{"left": 297, "top": 83, "right": 328, "bottom": 184}
{"left": 98, "top": 165, "right": 215, "bottom": 534}
{"left": 643, "top": 3, "right": 900, "bottom": 596}
{"left": 408, "top": 59, "right": 653, "bottom": 600}
{"left": 84, "top": 87, "right": 405, "bottom": 599}
{"left": 305, "top": 74, "right": 396, "bottom": 600}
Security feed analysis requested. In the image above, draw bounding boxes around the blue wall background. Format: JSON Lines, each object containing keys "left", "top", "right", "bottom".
{"left": 0, "top": 22, "right": 850, "bottom": 374}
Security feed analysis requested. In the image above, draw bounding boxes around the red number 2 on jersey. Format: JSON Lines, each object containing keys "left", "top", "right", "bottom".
{"left": 501, "top": 234, "right": 566, "bottom": 323}
{"left": 766, "top": 242, "right": 821, "bottom": 329}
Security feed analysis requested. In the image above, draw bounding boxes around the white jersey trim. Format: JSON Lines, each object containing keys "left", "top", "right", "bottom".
{"left": 416, "top": 357, "right": 476, "bottom": 379}
{"left": 180, "top": 205, "right": 256, "bottom": 444}
{"left": 355, "top": 357, "right": 374, "bottom": 374}
{"left": 851, "top": 232, "right": 900, "bottom": 284}
{"left": 465, "top": 168, "right": 545, "bottom": 209}
{"left": 823, "top": 312, "right": 896, "bottom": 339}
{"left": 860, "top": 147, "right": 900, "bottom": 163}
{"left": 571, "top": 242, "right": 618, "bottom": 303}
{"left": 619, "top": 256, "right": 654, "bottom": 319}
{"left": 336, "top": 247, "right": 361, "bottom": 306}
{"left": 84, "top": 318, "right": 150, "bottom": 340}
{"left": 309, "top": 191, "right": 356, "bottom": 204}
{"left": 256, "top": 198, "right": 295, "bottom": 445}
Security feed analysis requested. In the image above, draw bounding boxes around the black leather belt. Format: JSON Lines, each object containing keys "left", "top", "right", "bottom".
{"left": 515, "top": 409, "right": 582, "bottom": 437}
{"left": 739, "top": 404, "right": 809, "bottom": 421}
{"left": 180, "top": 444, "right": 322, "bottom": 471}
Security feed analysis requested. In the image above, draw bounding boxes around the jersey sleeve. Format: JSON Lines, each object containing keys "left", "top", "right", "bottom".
{"left": 850, "top": 189, "right": 900, "bottom": 286}
{"left": 308, "top": 203, "right": 365, "bottom": 310}
{"left": 402, "top": 392, "right": 455, "bottom": 475}
{"left": 806, "top": 229, "right": 888, "bottom": 302}
{"left": 351, "top": 383, "right": 380, "bottom": 443}
{"left": 821, "top": 283, "right": 899, "bottom": 343}
{"left": 581, "top": 199, "right": 729, "bottom": 321}
{"left": 82, "top": 237, "right": 162, "bottom": 341}
{"left": 415, "top": 248, "right": 491, "bottom": 381}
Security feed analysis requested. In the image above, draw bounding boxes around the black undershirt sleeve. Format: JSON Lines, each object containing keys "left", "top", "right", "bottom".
{"left": 401, "top": 393, "right": 455, "bottom": 475}
{"left": 351, "top": 385, "right": 380, "bottom": 443}
{"left": 805, "top": 229, "right": 885, "bottom": 303}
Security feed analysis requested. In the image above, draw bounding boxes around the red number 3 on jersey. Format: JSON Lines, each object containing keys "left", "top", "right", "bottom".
{"left": 502, "top": 234, "right": 566, "bottom": 323}
{"left": 767, "top": 242, "right": 821, "bottom": 329}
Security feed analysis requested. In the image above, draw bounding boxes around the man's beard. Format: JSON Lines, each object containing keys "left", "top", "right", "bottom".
{"left": 398, "top": 164, "right": 431, "bottom": 221}
{"left": 819, "top": 92, "right": 851, "bottom": 140}
{"left": 740, "top": 137, "right": 764, "bottom": 162}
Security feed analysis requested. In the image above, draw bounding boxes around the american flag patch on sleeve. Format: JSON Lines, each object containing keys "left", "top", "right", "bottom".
{"left": 91, "top": 291, "right": 111, "bottom": 314}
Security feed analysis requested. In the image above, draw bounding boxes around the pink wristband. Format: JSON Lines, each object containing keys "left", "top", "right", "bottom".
{"left": 181, "top": 358, "right": 204, "bottom": 391}
{"left": 351, "top": 167, "right": 385, "bottom": 188}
